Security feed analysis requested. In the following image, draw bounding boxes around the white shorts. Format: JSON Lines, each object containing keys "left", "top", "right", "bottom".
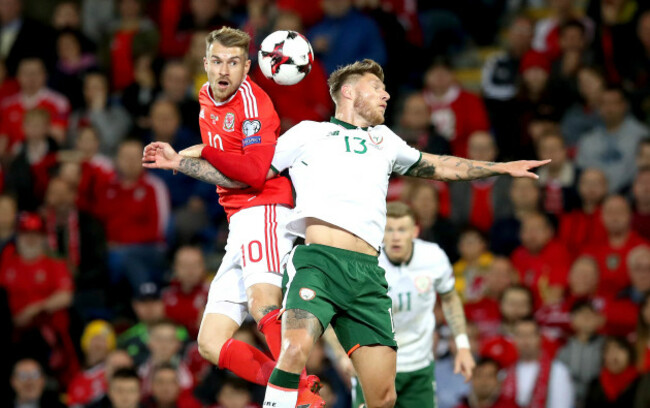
{"left": 203, "top": 204, "right": 295, "bottom": 325}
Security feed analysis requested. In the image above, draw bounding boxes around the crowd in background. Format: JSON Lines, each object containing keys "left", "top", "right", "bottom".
{"left": 2, "top": 0, "right": 650, "bottom": 407}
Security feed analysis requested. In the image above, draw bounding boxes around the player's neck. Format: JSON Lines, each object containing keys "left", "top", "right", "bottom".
{"left": 333, "top": 109, "right": 371, "bottom": 130}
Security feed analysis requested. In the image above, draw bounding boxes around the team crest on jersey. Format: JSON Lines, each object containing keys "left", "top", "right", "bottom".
{"left": 242, "top": 120, "right": 261, "bottom": 137}
{"left": 299, "top": 288, "right": 316, "bottom": 301}
{"left": 414, "top": 275, "right": 431, "bottom": 294}
{"left": 223, "top": 112, "right": 235, "bottom": 132}
{"left": 367, "top": 131, "right": 383, "bottom": 145}
{"left": 210, "top": 114, "right": 218, "bottom": 124}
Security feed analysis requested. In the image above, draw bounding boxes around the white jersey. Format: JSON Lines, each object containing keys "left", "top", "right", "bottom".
{"left": 271, "top": 118, "right": 421, "bottom": 250}
{"left": 380, "top": 238, "right": 455, "bottom": 372}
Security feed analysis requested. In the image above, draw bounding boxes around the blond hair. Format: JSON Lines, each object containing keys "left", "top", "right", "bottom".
{"left": 328, "top": 59, "right": 384, "bottom": 104}
{"left": 386, "top": 201, "right": 416, "bottom": 222}
{"left": 205, "top": 27, "right": 250, "bottom": 55}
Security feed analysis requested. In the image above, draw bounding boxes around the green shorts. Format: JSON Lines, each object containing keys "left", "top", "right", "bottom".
{"left": 352, "top": 362, "right": 437, "bottom": 408}
{"left": 283, "top": 244, "right": 397, "bottom": 354}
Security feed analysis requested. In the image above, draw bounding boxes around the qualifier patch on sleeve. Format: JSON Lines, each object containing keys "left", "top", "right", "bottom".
{"left": 242, "top": 136, "right": 262, "bottom": 147}
{"left": 242, "top": 119, "right": 262, "bottom": 137}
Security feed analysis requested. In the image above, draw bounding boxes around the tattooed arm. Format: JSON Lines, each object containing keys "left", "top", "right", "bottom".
{"left": 406, "top": 152, "right": 550, "bottom": 181}
{"left": 440, "top": 289, "right": 475, "bottom": 381}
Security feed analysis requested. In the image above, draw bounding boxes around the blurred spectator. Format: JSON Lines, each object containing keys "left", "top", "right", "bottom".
{"left": 141, "top": 363, "right": 202, "bottom": 408}
{"left": 0, "top": 58, "right": 19, "bottom": 102}
{"left": 636, "top": 294, "right": 650, "bottom": 372}
{"left": 394, "top": 92, "right": 450, "bottom": 154}
{"left": 241, "top": 0, "right": 273, "bottom": 59}
{"left": 421, "top": 57, "right": 490, "bottom": 158}
{"left": 121, "top": 53, "right": 157, "bottom": 134}
{"left": 162, "top": 246, "right": 208, "bottom": 338}
{"left": 576, "top": 86, "right": 649, "bottom": 193}
{"left": 0, "top": 0, "right": 55, "bottom": 76}
{"left": 582, "top": 195, "right": 647, "bottom": 299}
{"left": 146, "top": 99, "right": 197, "bottom": 157}
{"left": 211, "top": 377, "right": 260, "bottom": 408}
{"left": 464, "top": 256, "right": 517, "bottom": 339}
{"left": 156, "top": 60, "right": 200, "bottom": 134}
{"left": 0, "top": 58, "right": 70, "bottom": 154}
{"left": 81, "top": 0, "right": 115, "bottom": 46}
{"left": 501, "top": 319, "right": 573, "bottom": 408}
{"left": 0, "top": 212, "right": 79, "bottom": 384}
{"left": 624, "top": 10, "right": 650, "bottom": 123}
{"left": 104, "top": 367, "right": 142, "bottom": 408}
{"left": 253, "top": 11, "right": 333, "bottom": 132}
{"left": 453, "top": 227, "right": 493, "bottom": 302}
{"left": 450, "top": 131, "right": 510, "bottom": 232}
{"left": 68, "top": 72, "right": 132, "bottom": 157}
{"left": 454, "top": 358, "right": 517, "bottom": 408}
{"left": 620, "top": 245, "right": 650, "bottom": 305}
{"left": 6, "top": 109, "right": 59, "bottom": 212}
{"left": 305, "top": 340, "right": 349, "bottom": 408}
{"left": 105, "top": 0, "right": 159, "bottom": 91}
{"left": 532, "top": 0, "right": 594, "bottom": 61}
{"left": 434, "top": 324, "right": 475, "bottom": 408}
{"left": 558, "top": 168, "right": 609, "bottom": 258}
{"left": 84, "top": 349, "right": 135, "bottom": 408}
{"left": 511, "top": 212, "right": 571, "bottom": 307}
{"left": 482, "top": 15, "right": 534, "bottom": 160}
{"left": 9, "top": 358, "right": 65, "bottom": 408}
{"left": 308, "top": 0, "right": 387, "bottom": 75}
{"left": 95, "top": 139, "right": 169, "bottom": 293}
{"left": 556, "top": 300, "right": 605, "bottom": 407}
{"left": 138, "top": 320, "right": 193, "bottom": 396}
{"left": 490, "top": 178, "right": 542, "bottom": 256}
{"left": 0, "top": 195, "right": 17, "bottom": 258}
{"left": 561, "top": 66, "right": 605, "bottom": 151}
{"left": 406, "top": 180, "right": 457, "bottom": 260}
{"left": 183, "top": 30, "right": 209, "bottom": 98}
{"left": 50, "top": 29, "right": 98, "bottom": 111}
{"left": 67, "top": 320, "right": 117, "bottom": 408}
{"left": 118, "top": 283, "right": 188, "bottom": 367}
{"left": 632, "top": 167, "right": 650, "bottom": 240}
{"left": 585, "top": 336, "right": 640, "bottom": 407}
{"left": 535, "top": 131, "right": 579, "bottom": 215}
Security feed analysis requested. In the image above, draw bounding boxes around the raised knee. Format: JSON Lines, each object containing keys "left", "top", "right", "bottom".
{"left": 279, "top": 340, "right": 310, "bottom": 369}
{"left": 367, "top": 387, "right": 396, "bottom": 408}
{"left": 197, "top": 334, "right": 228, "bottom": 364}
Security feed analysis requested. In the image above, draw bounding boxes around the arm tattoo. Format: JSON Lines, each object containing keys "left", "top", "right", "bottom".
{"left": 178, "top": 157, "right": 247, "bottom": 188}
{"left": 440, "top": 291, "right": 467, "bottom": 338}
{"left": 405, "top": 158, "right": 437, "bottom": 178}
{"left": 407, "top": 155, "right": 501, "bottom": 181}
{"left": 283, "top": 308, "right": 324, "bottom": 340}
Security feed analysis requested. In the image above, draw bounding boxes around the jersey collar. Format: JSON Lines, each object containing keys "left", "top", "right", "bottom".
{"left": 330, "top": 116, "right": 369, "bottom": 131}
{"left": 386, "top": 242, "right": 415, "bottom": 267}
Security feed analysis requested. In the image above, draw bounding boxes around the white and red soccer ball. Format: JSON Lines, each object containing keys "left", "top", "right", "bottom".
{"left": 258, "top": 30, "right": 314, "bottom": 86}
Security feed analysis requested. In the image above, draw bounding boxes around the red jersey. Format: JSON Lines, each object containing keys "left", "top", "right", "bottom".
{"left": 581, "top": 231, "right": 648, "bottom": 299}
{"left": 198, "top": 78, "right": 293, "bottom": 219}
{"left": 162, "top": 279, "right": 209, "bottom": 338}
{"left": 77, "top": 155, "right": 115, "bottom": 216}
{"left": 66, "top": 364, "right": 107, "bottom": 407}
{"left": 0, "top": 254, "right": 73, "bottom": 315}
{"left": 558, "top": 208, "right": 608, "bottom": 259}
{"left": 0, "top": 89, "right": 70, "bottom": 148}
{"left": 464, "top": 297, "right": 501, "bottom": 339}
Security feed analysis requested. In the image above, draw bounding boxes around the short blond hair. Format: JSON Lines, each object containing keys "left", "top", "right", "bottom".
{"left": 328, "top": 59, "right": 384, "bottom": 104}
{"left": 386, "top": 201, "right": 416, "bottom": 222}
{"left": 205, "top": 27, "right": 250, "bottom": 55}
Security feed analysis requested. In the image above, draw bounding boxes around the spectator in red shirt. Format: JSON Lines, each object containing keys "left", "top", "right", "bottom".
{"left": 67, "top": 320, "right": 117, "bottom": 408}
{"left": 0, "top": 195, "right": 17, "bottom": 262}
{"left": 636, "top": 294, "right": 650, "bottom": 373}
{"left": 582, "top": 195, "right": 648, "bottom": 299}
{"left": 80, "top": 349, "right": 135, "bottom": 408}
{"left": 0, "top": 58, "right": 69, "bottom": 154}
{"left": 535, "top": 131, "right": 579, "bottom": 215}
{"left": 632, "top": 167, "right": 650, "bottom": 241}
{"left": 162, "top": 246, "right": 209, "bottom": 338}
{"left": 210, "top": 377, "right": 261, "bottom": 408}
{"left": 96, "top": 139, "right": 170, "bottom": 294}
{"left": 511, "top": 212, "right": 571, "bottom": 307}
{"left": 454, "top": 358, "right": 518, "bottom": 408}
{"left": 559, "top": 168, "right": 609, "bottom": 258}
{"left": 141, "top": 363, "right": 202, "bottom": 408}
{"left": 421, "top": 57, "right": 491, "bottom": 158}
{"left": 6, "top": 109, "right": 59, "bottom": 211}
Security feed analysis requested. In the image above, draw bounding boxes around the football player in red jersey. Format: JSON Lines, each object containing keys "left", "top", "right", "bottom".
{"left": 143, "top": 28, "right": 323, "bottom": 407}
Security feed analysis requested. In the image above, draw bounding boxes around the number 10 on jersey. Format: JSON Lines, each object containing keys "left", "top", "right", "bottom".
{"left": 208, "top": 131, "right": 223, "bottom": 151}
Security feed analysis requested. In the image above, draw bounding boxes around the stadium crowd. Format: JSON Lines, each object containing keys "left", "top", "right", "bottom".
{"left": 3, "top": 0, "right": 650, "bottom": 407}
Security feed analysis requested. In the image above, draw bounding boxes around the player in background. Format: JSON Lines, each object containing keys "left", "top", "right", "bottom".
{"left": 144, "top": 27, "right": 322, "bottom": 405}
{"left": 144, "top": 59, "right": 548, "bottom": 408}
{"left": 344, "top": 201, "right": 474, "bottom": 408}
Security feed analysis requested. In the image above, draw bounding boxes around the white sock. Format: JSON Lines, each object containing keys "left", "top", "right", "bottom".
{"left": 263, "top": 384, "right": 299, "bottom": 408}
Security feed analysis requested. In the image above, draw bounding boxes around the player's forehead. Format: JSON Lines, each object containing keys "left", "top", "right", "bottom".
{"left": 357, "top": 73, "right": 384, "bottom": 88}
{"left": 206, "top": 42, "right": 247, "bottom": 59}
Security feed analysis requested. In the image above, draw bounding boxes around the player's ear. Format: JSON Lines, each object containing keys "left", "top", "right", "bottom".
{"left": 412, "top": 225, "right": 420, "bottom": 239}
{"left": 203, "top": 57, "right": 208, "bottom": 73}
{"left": 244, "top": 59, "right": 251, "bottom": 76}
{"left": 341, "top": 84, "right": 353, "bottom": 101}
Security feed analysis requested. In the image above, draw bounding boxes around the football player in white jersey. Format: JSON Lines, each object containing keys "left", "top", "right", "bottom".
{"left": 143, "top": 59, "right": 548, "bottom": 408}
{"left": 347, "top": 201, "right": 473, "bottom": 408}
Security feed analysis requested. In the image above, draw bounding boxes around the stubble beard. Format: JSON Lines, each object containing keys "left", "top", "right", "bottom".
{"left": 354, "top": 95, "right": 384, "bottom": 127}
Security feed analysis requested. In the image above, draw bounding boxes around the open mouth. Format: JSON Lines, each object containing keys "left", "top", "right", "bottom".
{"left": 217, "top": 80, "right": 229, "bottom": 89}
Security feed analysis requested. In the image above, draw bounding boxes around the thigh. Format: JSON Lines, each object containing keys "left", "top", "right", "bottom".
{"left": 197, "top": 312, "right": 241, "bottom": 346}
{"left": 350, "top": 345, "right": 396, "bottom": 406}
{"left": 394, "top": 364, "right": 436, "bottom": 408}
{"left": 203, "top": 247, "right": 248, "bottom": 325}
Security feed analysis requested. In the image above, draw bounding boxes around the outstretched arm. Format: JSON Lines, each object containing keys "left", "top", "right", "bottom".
{"left": 142, "top": 142, "right": 247, "bottom": 188}
{"left": 440, "top": 290, "right": 475, "bottom": 381}
{"left": 405, "top": 152, "right": 550, "bottom": 181}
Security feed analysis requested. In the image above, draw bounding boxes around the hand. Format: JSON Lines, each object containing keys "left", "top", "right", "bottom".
{"left": 142, "top": 142, "right": 181, "bottom": 171}
{"left": 454, "top": 348, "right": 475, "bottom": 382}
{"left": 14, "top": 303, "right": 43, "bottom": 327}
{"left": 179, "top": 144, "right": 206, "bottom": 158}
{"left": 502, "top": 159, "right": 551, "bottom": 179}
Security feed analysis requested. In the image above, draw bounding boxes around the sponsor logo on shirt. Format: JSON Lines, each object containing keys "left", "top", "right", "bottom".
{"left": 299, "top": 288, "right": 316, "bottom": 301}
{"left": 210, "top": 114, "right": 218, "bottom": 124}
{"left": 242, "top": 136, "right": 261, "bottom": 147}
{"left": 223, "top": 112, "right": 235, "bottom": 132}
{"left": 242, "top": 119, "right": 261, "bottom": 137}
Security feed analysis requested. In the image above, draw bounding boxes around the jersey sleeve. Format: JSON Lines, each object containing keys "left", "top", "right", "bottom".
{"left": 433, "top": 247, "right": 455, "bottom": 294}
{"left": 384, "top": 127, "right": 422, "bottom": 175}
{"left": 271, "top": 122, "right": 308, "bottom": 173}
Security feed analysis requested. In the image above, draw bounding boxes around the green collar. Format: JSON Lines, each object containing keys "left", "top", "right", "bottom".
{"left": 330, "top": 116, "right": 368, "bottom": 131}
{"left": 387, "top": 242, "right": 415, "bottom": 267}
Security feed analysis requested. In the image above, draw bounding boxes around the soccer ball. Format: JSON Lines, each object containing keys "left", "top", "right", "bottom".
{"left": 258, "top": 30, "right": 314, "bottom": 86}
